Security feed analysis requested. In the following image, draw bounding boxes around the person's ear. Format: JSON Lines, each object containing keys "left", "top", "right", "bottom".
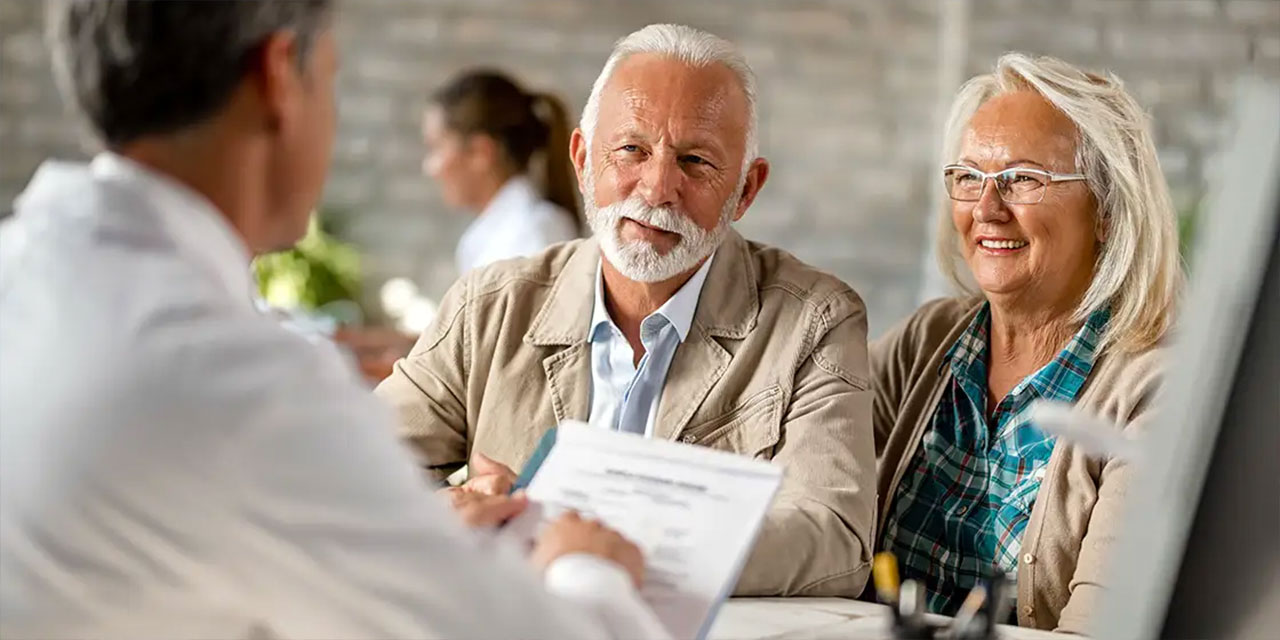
{"left": 569, "top": 128, "right": 589, "bottom": 193}
{"left": 249, "top": 31, "right": 305, "bottom": 133}
{"left": 465, "top": 134, "right": 504, "bottom": 173}
{"left": 731, "top": 157, "right": 770, "bottom": 222}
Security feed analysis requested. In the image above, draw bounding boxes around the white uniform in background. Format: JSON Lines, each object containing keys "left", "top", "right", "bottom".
{"left": 455, "top": 175, "right": 578, "bottom": 274}
{"left": 0, "top": 153, "right": 670, "bottom": 640}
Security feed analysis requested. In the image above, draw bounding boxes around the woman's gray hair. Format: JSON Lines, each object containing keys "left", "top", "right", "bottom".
{"left": 46, "top": 0, "right": 332, "bottom": 147}
{"left": 936, "top": 52, "right": 1184, "bottom": 353}
{"left": 579, "top": 23, "right": 758, "bottom": 175}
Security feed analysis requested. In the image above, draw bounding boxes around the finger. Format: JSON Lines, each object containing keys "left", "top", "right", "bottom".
{"left": 437, "top": 487, "right": 468, "bottom": 507}
{"left": 469, "top": 451, "right": 516, "bottom": 478}
{"left": 465, "top": 473, "right": 513, "bottom": 496}
{"left": 461, "top": 495, "right": 529, "bottom": 528}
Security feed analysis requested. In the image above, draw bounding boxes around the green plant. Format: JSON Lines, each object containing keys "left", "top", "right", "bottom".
{"left": 254, "top": 214, "right": 361, "bottom": 314}
{"left": 1177, "top": 201, "right": 1200, "bottom": 269}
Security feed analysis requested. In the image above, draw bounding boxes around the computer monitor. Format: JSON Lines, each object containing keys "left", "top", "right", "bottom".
{"left": 1093, "top": 79, "right": 1280, "bottom": 639}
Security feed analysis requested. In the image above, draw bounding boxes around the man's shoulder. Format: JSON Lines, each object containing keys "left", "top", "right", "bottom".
{"left": 464, "top": 238, "right": 591, "bottom": 301}
{"left": 743, "top": 239, "right": 865, "bottom": 319}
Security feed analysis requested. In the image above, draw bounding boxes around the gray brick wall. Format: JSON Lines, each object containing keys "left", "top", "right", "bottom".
{"left": 3, "top": 0, "right": 1277, "bottom": 335}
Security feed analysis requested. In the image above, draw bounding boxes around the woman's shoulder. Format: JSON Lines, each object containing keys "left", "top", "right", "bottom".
{"left": 877, "top": 296, "right": 984, "bottom": 355}
{"left": 870, "top": 296, "right": 984, "bottom": 394}
{"left": 1088, "top": 341, "right": 1168, "bottom": 404}
{"left": 906, "top": 296, "right": 983, "bottom": 330}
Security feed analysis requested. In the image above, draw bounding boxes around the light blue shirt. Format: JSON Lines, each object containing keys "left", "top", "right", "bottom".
{"left": 587, "top": 254, "right": 715, "bottom": 436}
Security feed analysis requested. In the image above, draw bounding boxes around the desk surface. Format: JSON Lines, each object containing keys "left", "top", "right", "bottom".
{"left": 708, "top": 598, "right": 1060, "bottom": 640}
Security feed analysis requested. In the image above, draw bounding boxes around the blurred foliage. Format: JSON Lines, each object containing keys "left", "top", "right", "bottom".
{"left": 1178, "top": 201, "right": 1200, "bottom": 269}
{"left": 254, "top": 212, "right": 361, "bottom": 312}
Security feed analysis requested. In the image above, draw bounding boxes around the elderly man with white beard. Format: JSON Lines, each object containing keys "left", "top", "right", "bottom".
{"left": 376, "top": 24, "right": 875, "bottom": 597}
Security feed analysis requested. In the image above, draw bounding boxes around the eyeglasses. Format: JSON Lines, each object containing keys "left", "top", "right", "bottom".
{"left": 942, "top": 164, "right": 1087, "bottom": 205}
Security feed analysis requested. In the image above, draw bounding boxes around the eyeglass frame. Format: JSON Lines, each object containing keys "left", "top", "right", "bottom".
{"left": 941, "top": 164, "right": 1088, "bottom": 205}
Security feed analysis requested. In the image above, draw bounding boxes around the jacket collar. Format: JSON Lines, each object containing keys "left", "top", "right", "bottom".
{"left": 524, "top": 229, "right": 759, "bottom": 347}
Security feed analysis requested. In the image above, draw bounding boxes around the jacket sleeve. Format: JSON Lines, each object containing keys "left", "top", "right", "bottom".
{"left": 868, "top": 312, "right": 915, "bottom": 456}
{"left": 732, "top": 290, "right": 876, "bottom": 597}
{"left": 373, "top": 274, "right": 473, "bottom": 481}
{"left": 1054, "top": 372, "right": 1163, "bottom": 634}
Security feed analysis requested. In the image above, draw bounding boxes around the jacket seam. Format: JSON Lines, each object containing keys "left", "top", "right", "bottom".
{"left": 805, "top": 288, "right": 865, "bottom": 388}
{"left": 796, "top": 560, "right": 871, "bottom": 593}
{"left": 416, "top": 295, "right": 466, "bottom": 354}
{"left": 461, "top": 275, "right": 472, "bottom": 389}
{"left": 759, "top": 282, "right": 858, "bottom": 317}
{"left": 470, "top": 272, "right": 557, "bottom": 299}
{"left": 812, "top": 350, "right": 869, "bottom": 390}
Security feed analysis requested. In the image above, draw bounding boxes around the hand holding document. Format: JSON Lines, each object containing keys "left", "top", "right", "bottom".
{"left": 505, "top": 422, "right": 783, "bottom": 640}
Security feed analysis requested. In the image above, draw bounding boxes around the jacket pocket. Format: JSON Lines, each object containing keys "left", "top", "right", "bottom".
{"left": 678, "top": 385, "right": 782, "bottom": 458}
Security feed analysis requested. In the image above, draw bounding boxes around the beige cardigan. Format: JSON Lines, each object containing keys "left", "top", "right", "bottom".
{"left": 870, "top": 297, "right": 1165, "bottom": 633}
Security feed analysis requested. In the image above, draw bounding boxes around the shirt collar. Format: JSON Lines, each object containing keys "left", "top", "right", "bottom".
{"left": 942, "top": 302, "right": 1111, "bottom": 401}
{"left": 1026, "top": 306, "right": 1110, "bottom": 401}
{"left": 943, "top": 302, "right": 989, "bottom": 371}
{"left": 90, "top": 152, "right": 255, "bottom": 303}
{"left": 588, "top": 252, "right": 717, "bottom": 344}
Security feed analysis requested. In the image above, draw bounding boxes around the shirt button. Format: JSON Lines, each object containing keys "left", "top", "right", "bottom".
{"left": 680, "top": 434, "right": 697, "bottom": 444}
{"left": 1023, "top": 605, "right": 1035, "bottom": 617}
{"left": 1023, "top": 553, "right": 1036, "bottom": 564}
{"left": 956, "top": 505, "right": 969, "bottom": 515}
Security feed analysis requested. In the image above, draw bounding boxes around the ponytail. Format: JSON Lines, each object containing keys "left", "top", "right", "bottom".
{"left": 432, "top": 70, "right": 583, "bottom": 236}
{"left": 532, "top": 92, "right": 584, "bottom": 235}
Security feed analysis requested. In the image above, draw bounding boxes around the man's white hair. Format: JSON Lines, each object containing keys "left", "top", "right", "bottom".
{"left": 937, "top": 52, "right": 1184, "bottom": 353}
{"left": 579, "top": 23, "right": 759, "bottom": 173}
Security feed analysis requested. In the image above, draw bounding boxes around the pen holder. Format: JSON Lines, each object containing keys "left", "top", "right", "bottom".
{"left": 890, "top": 618, "right": 941, "bottom": 640}
{"left": 891, "top": 619, "right": 999, "bottom": 640}
{"left": 889, "top": 574, "right": 1009, "bottom": 640}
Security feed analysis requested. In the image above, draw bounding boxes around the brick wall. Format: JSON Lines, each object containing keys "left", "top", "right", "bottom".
{"left": 2, "top": 0, "right": 1277, "bottom": 334}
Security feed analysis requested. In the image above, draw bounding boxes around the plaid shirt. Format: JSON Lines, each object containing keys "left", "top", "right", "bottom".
{"left": 880, "top": 303, "right": 1109, "bottom": 615}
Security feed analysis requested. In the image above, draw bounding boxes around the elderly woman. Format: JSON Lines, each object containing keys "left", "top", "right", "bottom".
{"left": 872, "top": 53, "right": 1182, "bottom": 633}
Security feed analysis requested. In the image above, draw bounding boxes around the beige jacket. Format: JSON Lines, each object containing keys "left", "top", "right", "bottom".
{"left": 376, "top": 231, "right": 876, "bottom": 596}
{"left": 870, "top": 297, "right": 1165, "bottom": 633}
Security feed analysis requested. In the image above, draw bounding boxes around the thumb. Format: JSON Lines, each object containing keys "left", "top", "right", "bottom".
{"left": 469, "top": 450, "right": 513, "bottom": 475}
{"left": 472, "top": 494, "right": 529, "bottom": 527}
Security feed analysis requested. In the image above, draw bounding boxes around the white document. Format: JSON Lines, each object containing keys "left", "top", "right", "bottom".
{"left": 505, "top": 421, "right": 783, "bottom": 640}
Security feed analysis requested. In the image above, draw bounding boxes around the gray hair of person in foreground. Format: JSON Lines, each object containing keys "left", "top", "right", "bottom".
{"left": 46, "top": 0, "right": 333, "bottom": 147}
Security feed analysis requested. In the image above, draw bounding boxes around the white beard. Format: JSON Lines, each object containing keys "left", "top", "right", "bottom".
{"left": 584, "top": 178, "right": 739, "bottom": 283}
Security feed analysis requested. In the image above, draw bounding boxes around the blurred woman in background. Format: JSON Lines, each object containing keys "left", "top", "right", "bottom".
{"left": 423, "top": 70, "right": 583, "bottom": 275}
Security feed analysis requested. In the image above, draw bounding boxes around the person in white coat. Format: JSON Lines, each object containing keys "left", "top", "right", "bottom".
{"left": 0, "top": 2, "right": 669, "bottom": 639}
{"left": 422, "top": 70, "right": 584, "bottom": 274}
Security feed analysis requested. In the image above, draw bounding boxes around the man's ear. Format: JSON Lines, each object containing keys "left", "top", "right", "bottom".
{"left": 569, "top": 128, "right": 589, "bottom": 193}
{"left": 250, "top": 31, "right": 305, "bottom": 133}
{"left": 732, "top": 157, "right": 770, "bottom": 222}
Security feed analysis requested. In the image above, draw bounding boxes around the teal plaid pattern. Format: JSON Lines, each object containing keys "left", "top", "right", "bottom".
{"left": 880, "top": 303, "right": 1109, "bottom": 615}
